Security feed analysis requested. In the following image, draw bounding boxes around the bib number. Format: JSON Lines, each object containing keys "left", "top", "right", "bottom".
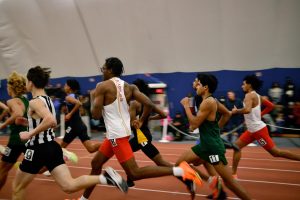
{"left": 3, "top": 147, "right": 11, "bottom": 156}
{"left": 110, "top": 139, "right": 118, "bottom": 147}
{"left": 258, "top": 138, "right": 267, "bottom": 146}
{"left": 209, "top": 155, "right": 220, "bottom": 163}
{"left": 24, "top": 149, "right": 35, "bottom": 161}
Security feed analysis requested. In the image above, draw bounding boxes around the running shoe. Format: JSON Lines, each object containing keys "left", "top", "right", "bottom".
{"left": 14, "top": 161, "right": 21, "bottom": 169}
{"left": 206, "top": 189, "right": 227, "bottom": 200}
{"left": 207, "top": 176, "right": 227, "bottom": 199}
{"left": 104, "top": 167, "right": 128, "bottom": 193}
{"left": 126, "top": 177, "right": 135, "bottom": 187}
{"left": 179, "top": 161, "right": 202, "bottom": 186}
{"left": 62, "top": 148, "right": 78, "bottom": 164}
{"left": 185, "top": 179, "right": 196, "bottom": 200}
{"left": 43, "top": 170, "right": 52, "bottom": 176}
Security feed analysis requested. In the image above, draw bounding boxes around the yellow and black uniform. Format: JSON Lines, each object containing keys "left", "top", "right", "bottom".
{"left": 129, "top": 106, "right": 159, "bottom": 159}
{"left": 2, "top": 96, "right": 28, "bottom": 163}
{"left": 191, "top": 98, "right": 227, "bottom": 165}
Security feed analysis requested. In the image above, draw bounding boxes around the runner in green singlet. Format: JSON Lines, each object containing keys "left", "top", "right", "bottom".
{"left": 176, "top": 73, "right": 252, "bottom": 200}
{"left": 0, "top": 72, "right": 28, "bottom": 190}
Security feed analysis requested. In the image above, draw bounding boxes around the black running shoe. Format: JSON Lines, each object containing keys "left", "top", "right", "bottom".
{"left": 185, "top": 179, "right": 196, "bottom": 200}
{"left": 104, "top": 167, "right": 128, "bottom": 193}
{"left": 177, "top": 177, "right": 196, "bottom": 200}
{"left": 127, "top": 177, "right": 135, "bottom": 187}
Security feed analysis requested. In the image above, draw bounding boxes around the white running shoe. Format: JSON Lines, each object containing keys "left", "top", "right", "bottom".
{"left": 104, "top": 167, "right": 128, "bottom": 193}
{"left": 62, "top": 148, "right": 78, "bottom": 164}
{"left": 43, "top": 170, "right": 51, "bottom": 176}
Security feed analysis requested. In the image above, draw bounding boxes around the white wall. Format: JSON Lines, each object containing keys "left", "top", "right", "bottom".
{"left": 0, "top": 0, "right": 299, "bottom": 79}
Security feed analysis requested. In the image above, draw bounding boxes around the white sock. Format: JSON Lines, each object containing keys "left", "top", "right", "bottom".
{"left": 172, "top": 167, "right": 184, "bottom": 177}
{"left": 208, "top": 176, "right": 213, "bottom": 184}
{"left": 99, "top": 174, "right": 108, "bottom": 185}
{"left": 80, "top": 195, "right": 88, "bottom": 200}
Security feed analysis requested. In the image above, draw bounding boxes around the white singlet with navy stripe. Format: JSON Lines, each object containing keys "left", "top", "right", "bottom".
{"left": 103, "top": 77, "right": 131, "bottom": 139}
{"left": 243, "top": 91, "right": 266, "bottom": 133}
{"left": 26, "top": 96, "right": 56, "bottom": 147}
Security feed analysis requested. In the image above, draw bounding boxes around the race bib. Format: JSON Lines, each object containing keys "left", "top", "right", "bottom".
{"left": 258, "top": 138, "right": 267, "bottom": 146}
{"left": 110, "top": 139, "right": 118, "bottom": 147}
{"left": 24, "top": 149, "right": 34, "bottom": 161}
{"left": 66, "top": 126, "right": 72, "bottom": 134}
{"left": 3, "top": 147, "right": 11, "bottom": 157}
{"left": 209, "top": 154, "right": 220, "bottom": 163}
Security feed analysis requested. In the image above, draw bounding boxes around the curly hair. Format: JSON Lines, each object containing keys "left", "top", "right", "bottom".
{"left": 7, "top": 71, "right": 27, "bottom": 96}
{"left": 243, "top": 74, "right": 263, "bottom": 91}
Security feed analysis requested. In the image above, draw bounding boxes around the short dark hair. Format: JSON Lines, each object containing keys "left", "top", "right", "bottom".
{"left": 197, "top": 73, "right": 218, "bottom": 93}
{"left": 105, "top": 57, "right": 124, "bottom": 77}
{"left": 27, "top": 66, "right": 51, "bottom": 89}
{"left": 132, "top": 79, "right": 149, "bottom": 96}
{"left": 66, "top": 79, "right": 80, "bottom": 93}
{"left": 243, "top": 74, "right": 263, "bottom": 91}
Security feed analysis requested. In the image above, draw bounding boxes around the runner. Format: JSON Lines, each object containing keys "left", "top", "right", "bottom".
{"left": 177, "top": 73, "right": 251, "bottom": 200}
{"left": 0, "top": 72, "right": 28, "bottom": 190}
{"left": 231, "top": 74, "right": 300, "bottom": 178}
{"left": 80, "top": 57, "right": 201, "bottom": 200}
{"left": 12, "top": 66, "right": 127, "bottom": 199}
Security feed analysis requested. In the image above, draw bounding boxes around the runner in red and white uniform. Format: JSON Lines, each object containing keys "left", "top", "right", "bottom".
{"left": 231, "top": 74, "right": 300, "bottom": 177}
{"left": 80, "top": 57, "right": 202, "bottom": 200}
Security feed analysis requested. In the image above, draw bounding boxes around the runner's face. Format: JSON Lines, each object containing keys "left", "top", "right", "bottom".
{"left": 196, "top": 81, "right": 205, "bottom": 95}
{"left": 64, "top": 83, "right": 70, "bottom": 93}
{"left": 242, "top": 81, "right": 249, "bottom": 93}
{"left": 193, "top": 78, "right": 199, "bottom": 90}
{"left": 7, "top": 84, "right": 12, "bottom": 97}
{"left": 100, "top": 65, "right": 109, "bottom": 80}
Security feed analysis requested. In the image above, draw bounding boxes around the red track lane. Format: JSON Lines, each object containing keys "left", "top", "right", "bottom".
{"left": 0, "top": 137, "right": 300, "bottom": 200}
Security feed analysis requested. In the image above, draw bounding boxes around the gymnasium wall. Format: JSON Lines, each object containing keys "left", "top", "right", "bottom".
{"left": 1, "top": 67, "right": 299, "bottom": 117}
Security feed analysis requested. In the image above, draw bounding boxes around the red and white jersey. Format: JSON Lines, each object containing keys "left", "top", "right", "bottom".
{"left": 103, "top": 77, "right": 131, "bottom": 139}
{"left": 244, "top": 91, "right": 266, "bottom": 133}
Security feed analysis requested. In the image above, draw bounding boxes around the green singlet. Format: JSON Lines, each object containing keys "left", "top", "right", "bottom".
{"left": 8, "top": 96, "right": 29, "bottom": 145}
{"left": 191, "top": 97, "right": 228, "bottom": 165}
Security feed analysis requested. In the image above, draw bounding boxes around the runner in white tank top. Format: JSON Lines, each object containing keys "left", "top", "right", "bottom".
{"left": 81, "top": 57, "right": 202, "bottom": 200}
{"left": 231, "top": 74, "right": 300, "bottom": 178}
{"left": 103, "top": 77, "right": 131, "bottom": 139}
{"left": 243, "top": 91, "right": 266, "bottom": 133}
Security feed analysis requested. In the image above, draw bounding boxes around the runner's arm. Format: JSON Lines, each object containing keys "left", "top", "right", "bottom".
{"left": 131, "top": 84, "right": 154, "bottom": 128}
{"left": 181, "top": 97, "right": 210, "bottom": 130}
{"left": 0, "top": 99, "right": 24, "bottom": 129}
{"left": 261, "top": 97, "right": 274, "bottom": 116}
{"left": 149, "top": 106, "right": 167, "bottom": 120}
{"left": 232, "top": 93, "right": 252, "bottom": 115}
{"left": 65, "top": 95, "right": 82, "bottom": 120}
{"left": 217, "top": 100, "right": 232, "bottom": 128}
{"left": 0, "top": 102, "right": 9, "bottom": 121}
{"left": 129, "top": 100, "right": 138, "bottom": 126}
{"left": 91, "top": 83, "right": 105, "bottom": 119}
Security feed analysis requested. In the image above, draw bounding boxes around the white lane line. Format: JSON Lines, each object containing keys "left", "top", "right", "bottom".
{"left": 64, "top": 165, "right": 300, "bottom": 186}
{"left": 29, "top": 177, "right": 240, "bottom": 199}
{"left": 81, "top": 153, "right": 300, "bottom": 163}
